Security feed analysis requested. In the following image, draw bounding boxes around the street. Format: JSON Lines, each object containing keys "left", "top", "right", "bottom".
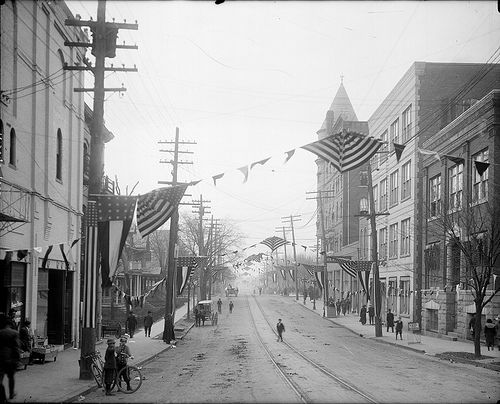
{"left": 81, "top": 294, "right": 499, "bottom": 403}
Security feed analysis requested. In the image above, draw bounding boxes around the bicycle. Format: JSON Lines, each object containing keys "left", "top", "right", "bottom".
{"left": 83, "top": 351, "right": 106, "bottom": 388}
{"left": 110, "top": 352, "right": 143, "bottom": 394}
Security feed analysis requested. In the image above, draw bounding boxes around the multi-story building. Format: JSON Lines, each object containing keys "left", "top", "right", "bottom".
{"left": 0, "top": 0, "right": 86, "bottom": 346}
{"left": 365, "top": 62, "right": 500, "bottom": 325}
{"left": 420, "top": 89, "right": 499, "bottom": 339}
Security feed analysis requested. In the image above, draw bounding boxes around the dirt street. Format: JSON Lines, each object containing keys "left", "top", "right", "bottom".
{"left": 82, "top": 294, "right": 500, "bottom": 403}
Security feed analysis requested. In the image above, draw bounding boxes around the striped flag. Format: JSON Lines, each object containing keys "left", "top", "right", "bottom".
{"left": 357, "top": 261, "right": 372, "bottom": 301}
{"left": 260, "top": 236, "right": 288, "bottom": 252}
{"left": 176, "top": 256, "right": 199, "bottom": 295}
{"left": 96, "top": 195, "right": 137, "bottom": 287}
{"left": 279, "top": 266, "right": 286, "bottom": 280}
{"left": 301, "top": 131, "right": 382, "bottom": 173}
{"left": 137, "top": 185, "right": 188, "bottom": 238}
{"left": 330, "top": 257, "right": 358, "bottom": 278}
{"left": 288, "top": 266, "right": 295, "bottom": 282}
{"left": 83, "top": 201, "right": 98, "bottom": 328}
{"left": 314, "top": 270, "right": 325, "bottom": 290}
{"left": 300, "top": 263, "right": 324, "bottom": 277}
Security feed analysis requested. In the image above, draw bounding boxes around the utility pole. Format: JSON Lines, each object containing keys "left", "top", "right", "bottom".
{"left": 191, "top": 195, "right": 211, "bottom": 300}
{"left": 64, "top": 0, "right": 138, "bottom": 380}
{"left": 306, "top": 190, "right": 335, "bottom": 317}
{"left": 206, "top": 218, "right": 221, "bottom": 298}
{"left": 158, "top": 128, "right": 194, "bottom": 342}
{"left": 282, "top": 214, "right": 301, "bottom": 300}
{"left": 275, "top": 226, "right": 290, "bottom": 294}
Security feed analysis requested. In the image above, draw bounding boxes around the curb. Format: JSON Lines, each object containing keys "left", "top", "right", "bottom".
{"left": 63, "top": 320, "right": 195, "bottom": 402}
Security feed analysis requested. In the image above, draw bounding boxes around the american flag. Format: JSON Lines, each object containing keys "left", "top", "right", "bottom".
{"left": 301, "top": 131, "right": 383, "bottom": 173}
{"left": 137, "top": 185, "right": 188, "bottom": 238}
{"left": 83, "top": 201, "right": 98, "bottom": 328}
{"left": 330, "top": 257, "right": 373, "bottom": 278}
{"left": 300, "top": 263, "right": 324, "bottom": 277}
{"left": 95, "top": 195, "right": 137, "bottom": 287}
{"left": 176, "top": 256, "right": 203, "bottom": 295}
{"left": 260, "top": 236, "right": 288, "bottom": 252}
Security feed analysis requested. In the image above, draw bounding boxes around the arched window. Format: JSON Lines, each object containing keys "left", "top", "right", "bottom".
{"left": 9, "top": 128, "right": 16, "bottom": 167}
{"left": 56, "top": 129, "right": 62, "bottom": 180}
{"left": 0, "top": 119, "right": 4, "bottom": 163}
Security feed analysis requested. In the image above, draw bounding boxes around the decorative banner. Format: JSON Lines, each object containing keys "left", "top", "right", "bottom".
{"left": 260, "top": 236, "right": 288, "bottom": 252}
{"left": 314, "top": 270, "right": 325, "bottom": 290}
{"left": 418, "top": 148, "right": 440, "bottom": 162}
{"left": 394, "top": 143, "right": 405, "bottom": 163}
{"left": 288, "top": 267, "right": 295, "bottom": 282}
{"left": 284, "top": 149, "right": 296, "bottom": 164}
{"left": 212, "top": 173, "right": 224, "bottom": 186}
{"left": 475, "top": 160, "right": 489, "bottom": 176}
{"left": 176, "top": 256, "right": 203, "bottom": 295}
{"left": 83, "top": 201, "right": 98, "bottom": 328}
{"left": 444, "top": 154, "right": 465, "bottom": 165}
{"left": 238, "top": 166, "right": 249, "bottom": 183}
{"left": 250, "top": 157, "right": 271, "bottom": 170}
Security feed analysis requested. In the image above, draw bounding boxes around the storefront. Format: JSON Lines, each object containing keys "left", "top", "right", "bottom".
{"left": 0, "top": 258, "right": 27, "bottom": 328}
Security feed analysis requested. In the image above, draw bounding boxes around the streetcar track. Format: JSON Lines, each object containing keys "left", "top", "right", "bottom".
{"left": 251, "top": 295, "right": 378, "bottom": 404}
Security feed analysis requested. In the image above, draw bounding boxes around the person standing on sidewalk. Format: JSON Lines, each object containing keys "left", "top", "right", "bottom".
{"left": 217, "top": 298, "right": 223, "bottom": 314}
{"left": 0, "top": 313, "right": 20, "bottom": 402}
{"left": 484, "top": 319, "right": 497, "bottom": 351}
{"left": 126, "top": 311, "right": 138, "bottom": 338}
{"left": 368, "top": 305, "right": 375, "bottom": 325}
{"left": 359, "top": 305, "right": 367, "bottom": 325}
{"left": 115, "top": 337, "right": 133, "bottom": 391}
{"left": 144, "top": 311, "right": 153, "bottom": 337}
{"left": 229, "top": 301, "right": 234, "bottom": 313}
{"left": 103, "top": 339, "right": 117, "bottom": 396}
{"left": 386, "top": 309, "right": 395, "bottom": 333}
{"left": 276, "top": 319, "right": 285, "bottom": 342}
{"left": 395, "top": 317, "right": 403, "bottom": 340}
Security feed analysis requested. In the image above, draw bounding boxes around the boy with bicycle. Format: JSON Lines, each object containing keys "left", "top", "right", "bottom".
{"left": 115, "top": 336, "right": 133, "bottom": 391}
{"left": 103, "top": 339, "right": 117, "bottom": 396}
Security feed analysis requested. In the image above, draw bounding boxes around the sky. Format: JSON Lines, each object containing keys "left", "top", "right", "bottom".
{"left": 66, "top": 0, "right": 500, "bottom": 258}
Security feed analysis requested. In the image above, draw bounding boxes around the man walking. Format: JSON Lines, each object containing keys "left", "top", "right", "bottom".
{"left": 144, "top": 311, "right": 153, "bottom": 337}
{"left": 276, "top": 318, "right": 285, "bottom": 342}
{"left": 217, "top": 298, "right": 223, "bottom": 314}
{"left": 368, "top": 305, "right": 375, "bottom": 325}
{"left": 0, "top": 313, "right": 20, "bottom": 401}
{"left": 395, "top": 317, "right": 403, "bottom": 340}
{"left": 229, "top": 301, "right": 234, "bottom": 313}
{"left": 126, "top": 311, "right": 138, "bottom": 338}
{"left": 386, "top": 309, "right": 395, "bottom": 333}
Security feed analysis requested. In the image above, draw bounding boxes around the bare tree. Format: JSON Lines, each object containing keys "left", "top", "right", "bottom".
{"left": 148, "top": 230, "right": 169, "bottom": 274}
{"left": 429, "top": 194, "right": 500, "bottom": 358}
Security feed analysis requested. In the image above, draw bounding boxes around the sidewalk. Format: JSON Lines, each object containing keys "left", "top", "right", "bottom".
{"left": 9, "top": 305, "right": 194, "bottom": 403}
{"left": 292, "top": 296, "right": 500, "bottom": 369}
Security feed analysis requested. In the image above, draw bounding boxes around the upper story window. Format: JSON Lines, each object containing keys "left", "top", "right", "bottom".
{"left": 401, "top": 105, "right": 412, "bottom": 143}
{"left": 56, "top": 129, "right": 63, "bottom": 181}
{"left": 390, "top": 118, "right": 399, "bottom": 150}
{"left": 401, "top": 218, "right": 411, "bottom": 256}
{"left": 389, "top": 223, "right": 399, "bottom": 259}
{"left": 429, "top": 174, "right": 441, "bottom": 218}
{"left": 401, "top": 160, "right": 411, "bottom": 200}
{"left": 380, "top": 178, "right": 388, "bottom": 212}
{"left": 380, "top": 130, "right": 388, "bottom": 164}
{"left": 379, "top": 227, "right": 388, "bottom": 260}
{"left": 449, "top": 163, "right": 463, "bottom": 211}
{"left": 389, "top": 170, "right": 399, "bottom": 207}
{"left": 9, "top": 128, "right": 16, "bottom": 167}
{"left": 472, "top": 148, "right": 488, "bottom": 203}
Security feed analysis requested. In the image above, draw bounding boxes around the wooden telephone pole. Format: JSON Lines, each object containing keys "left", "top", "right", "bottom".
{"left": 191, "top": 195, "right": 211, "bottom": 300}
{"left": 282, "top": 214, "right": 301, "bottom": 300}
{"left": 64, "top": 0, "right": 138, "bottom": 379}
{"left": 158, "top": 128, "right": 194, "bottom": 342}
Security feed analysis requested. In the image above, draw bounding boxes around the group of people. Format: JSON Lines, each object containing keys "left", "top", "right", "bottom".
{"left": 335, "top": 298, "right": 351, "bottom": 316}
{"left": 103, "top": 335, "right": 134, "bottom": 396}
{"left": 359, "top": 305, "right": 403, "bottom": 339}
{"left": 123, "top": 310, "right": 154, "bottom": 339}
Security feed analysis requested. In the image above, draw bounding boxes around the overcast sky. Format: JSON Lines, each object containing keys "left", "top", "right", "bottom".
{"left": 66, "top": 1, "right": 500, "bottom": 257}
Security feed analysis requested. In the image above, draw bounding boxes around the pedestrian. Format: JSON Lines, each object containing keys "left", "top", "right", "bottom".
{"left": 359, "top": 305, "right": 367, "bottom": 325}
{"left": 217, "top": 298, "right": 223, "bottom": 314}
{"left": 386, "top": 309, "right": 395, "bottom": 333}
{"left": 276, "top": 318, "right": 285, "bottom": 342}
{"left": 494, "top": 316, "right": 500, "bottom": 351}
{"left": 484, "top": 319, "right": 497, "bottom": 351}
{"left": 115, "top": 336, "right": 133, "bottom": 391}
{"left": 395, "top": 317, "right": 403, "bottom": 340}
{"left": 368, "top": 305, "right": 375, "bottom": 325}
{"left": 193, "top": 306, "right": 200, "bottom": 327}
{"left": 103, "top": 339, "right": 117, "bottom": 396}
{"left": 259, "top": 287, "right": 262, "bottom": 295}
{"left": 336, "top": 299, "right": 341, "bottom": 316}
{"left": 341, "top": 299, "right": 347, "bottom": 316}
{"left": 126, "top": 311, "right": 137, "bottom": 338}
{"left": 19, "top": 320, "right": 33, "bottom": 365}
{"left": 144, "top": 311, "right": 153, "bottom": 337}
{"left": 0, "top": 312, "right": 20, "bottom": 402}
{"left": 229, "top": 300, "right": 234, "bottom": 313}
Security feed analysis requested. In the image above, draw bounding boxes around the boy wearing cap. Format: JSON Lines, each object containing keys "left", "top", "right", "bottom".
{"left": 115, "top": 337, "right": 133, "bottom": 391}
{"left": 103, "top": 339, "right": 117, "bottom": 396}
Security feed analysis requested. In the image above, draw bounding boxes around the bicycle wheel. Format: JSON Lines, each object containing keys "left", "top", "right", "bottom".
{"left": 91, "top": 364, "right": 102, "bottom": 388}
{"left": 117, "top": 365, "right": 142, "bottom": 393}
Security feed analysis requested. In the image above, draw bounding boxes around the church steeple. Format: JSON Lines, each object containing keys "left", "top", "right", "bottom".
{"left": 317, "top": 80, "right": 358, "bottom": 136}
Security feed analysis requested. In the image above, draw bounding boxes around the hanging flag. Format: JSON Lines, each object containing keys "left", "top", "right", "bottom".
{"left": 357, "top": 262, "right": 372, "bottom": 301}
{"left": 288, "top": 267, "right": 295, "bottom": 282}
{"left": 250, "top": 157, "right": 271, "bottom": 170}
{"left": 301, "top": 131, "right": 382, "bottom": 173}
{"left": 418, "top": 148, "right": 440, "bottom": 162}
{"left": 314, "top": 270, "right": 325, "bottom": 290}
{"left": 279, "top": 266, "right": 286, "bottom": 280}
{"left": 474, "top": 161, "right": 489, "bottom": 176}
{"left": 212, "top": 173, "right": 224, "bottom": 186}
{"left": 284, "top": 149, "right": 295, "bottom": 164}
{"left": 137, "top": 185, "right": 188, "bottom": 238}
{"left": 444, "top": 154, "right": 465, "bottom": 165}
{"left": 83, "top": 201, "right": 98, "bottom": 328}
{"left": 330, "top": 257, "right": 357, "bottom": 277}
{"left": 238, "top": 166, "right": 249, "bottom": 183}
{"left": 59, "top": 244, "right": 70, "bottom": 271}
{"left": 41, "top": 245, "right": 53, "bottom": 270}
{"left": 176, "top": 256, "right": 200, "bottom": 295}
{"left": 300, "top": 263, "right": 324, "bottom": 276}
{"left": 189, "top": 180, "right": 202, "bottom": 186}
{"left": 17, "top": 250, "right": 28, "bottom": 261}
{"left": 393, "top": 143, "right": 405, "bottom": 163}
{"left": 260, "top": 236, "right": 288, "bottom": 252}
{"left": 96, "top": 195, "right": 137, "bottom": 287}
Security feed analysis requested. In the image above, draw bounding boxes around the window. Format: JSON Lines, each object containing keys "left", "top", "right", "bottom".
{"left": 360, "top": 227, "right": 368, "bottom": 260}
{"left": 472, "top": 149, "right": 488, "bottom": 203}
{"left": 448, "top": 163, "right": 463, "bottom": 210}
{"left": 380, "top": 130, "right": 388, "bottom": 164}
{"left": 401, "top": 105, "right": 412, "bottom": 143}
{"left": 380, "top": 178, "right": 388, "bottom": 211}
{"left": 399, "top": 277, "right": 410, "bottom": 315}
{"left": 387, "top": 278, "right": 397, "bottom": 311}
{"left": 401, "top": 160, "right": 411, "bottom": 200}
{"left": 379, "top": 227, "right": 387, "bottom": 260}
{"left": 401, "top": 218, "right": 411, "bottom": 256}
{"left": 390, "top": 118, "right": 399, "bottom": 150}
{"left": 56, "top": 129, "right": 62, "bottom": 181}
{"left": 372, "top": 184, "right": 378, "bottom": 213}
{"left": 429, "top": 174, "right": 441, "bottom": 217}
{"left": 389, "top": 223, "right": 398, "bottom": 259}
{"left": 9, "top": 128, "right": 16, "bottom": 167}
{"left": 389, "top": 170, "right": 399, "bottom": 207}
{"left": 424, "top": 243, "right": 440, "bottom": 288}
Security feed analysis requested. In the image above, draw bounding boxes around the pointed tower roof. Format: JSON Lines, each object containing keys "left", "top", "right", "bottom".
{"left": 317, "top": 82, "right": 358, "bottom": 136}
